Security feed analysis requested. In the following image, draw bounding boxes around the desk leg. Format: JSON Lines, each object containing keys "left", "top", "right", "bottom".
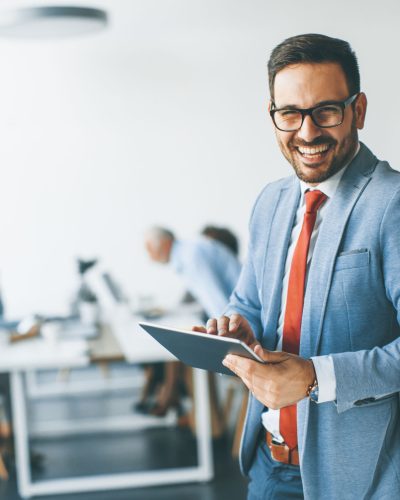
{"left": 8, "top": 368, "right": 213, "bottom": 497}
{"left": 10, "top": 371, "right": 32, "bottom": 498}
{"left": 192, "top": 368, "right": 214, "bottom": 481}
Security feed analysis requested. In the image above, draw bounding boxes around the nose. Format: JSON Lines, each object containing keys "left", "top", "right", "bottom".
{"left": 297, "top": 115, "right": 322, "bottom": 143}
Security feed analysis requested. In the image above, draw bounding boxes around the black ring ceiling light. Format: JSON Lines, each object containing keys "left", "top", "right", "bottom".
{"left": 0, "top": 6, "right": 108, "bottom": 38}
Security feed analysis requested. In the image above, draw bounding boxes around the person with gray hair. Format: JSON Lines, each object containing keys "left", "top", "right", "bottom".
{"left": 139, "top": 225, "right": 242, "bottom": 417}
{"left": 144, "top": 227, "right": 175, "bottom": 264}
{"left": 145, "top": 226, "right": 241, "bottom": 318}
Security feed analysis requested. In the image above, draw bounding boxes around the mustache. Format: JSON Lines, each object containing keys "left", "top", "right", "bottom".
{"left": 290, "top": 137, "right": 337, "bottom": 148}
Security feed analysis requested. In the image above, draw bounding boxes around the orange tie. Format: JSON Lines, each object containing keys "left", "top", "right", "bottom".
{"left": 280, "top": 189, "right": 327, "bottom": 450}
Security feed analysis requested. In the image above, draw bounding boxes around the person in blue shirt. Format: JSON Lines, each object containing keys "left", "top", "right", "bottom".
{"left": 145, "top": 226, "right": 241, "bottom": 319}
{"left": 139, "top": 226, "right": 241, "bottom": 417}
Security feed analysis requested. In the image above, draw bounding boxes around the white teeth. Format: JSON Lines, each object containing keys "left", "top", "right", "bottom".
{"left": 298, "top": 144, "right": 330, "bottom": 155}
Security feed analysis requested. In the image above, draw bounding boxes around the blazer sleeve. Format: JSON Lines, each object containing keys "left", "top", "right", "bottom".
{"left": 224, "top": 193, "right": 266, "bottom": 341}
{"left": 224, "top": 252, "right": 264, "bottom": 341}
{"left": 332, "top": 186, "right": 400, "bottom": 413}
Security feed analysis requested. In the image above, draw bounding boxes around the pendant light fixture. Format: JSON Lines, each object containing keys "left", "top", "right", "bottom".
{"left": 0, "top": 6, "right": 108, "bottom": 39}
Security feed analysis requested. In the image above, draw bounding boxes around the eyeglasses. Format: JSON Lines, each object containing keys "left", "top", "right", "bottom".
{"left": 270, "top": 94, "right": 359, "bottom": 132}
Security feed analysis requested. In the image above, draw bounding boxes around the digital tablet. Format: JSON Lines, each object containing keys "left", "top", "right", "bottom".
{"left": 138, "top": 322, "right": 265, "bottom": 376}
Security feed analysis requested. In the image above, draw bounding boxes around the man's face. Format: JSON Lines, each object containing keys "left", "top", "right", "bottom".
{"left": 145, "top": 240, "right": 161, "bottom": 262}
{"left": 271, "top": 62, "right": 367, "bottom": 185}
{"left": 145, "top": 238, "right": 171, "bottom": 263}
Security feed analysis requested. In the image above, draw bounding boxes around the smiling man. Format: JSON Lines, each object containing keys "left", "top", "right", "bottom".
{"left": 194, "top": 34, "right": 400, "bottom": 499}
{"left": 271, "top": 61, "right": 364, "bottom": 185}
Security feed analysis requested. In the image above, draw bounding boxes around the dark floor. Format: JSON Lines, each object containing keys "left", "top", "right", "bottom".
{"left": 0, "top": 368, "right": 248, "bottom": 500}
{"left": 2, "top": 433, "right": 247, "bottom": 500}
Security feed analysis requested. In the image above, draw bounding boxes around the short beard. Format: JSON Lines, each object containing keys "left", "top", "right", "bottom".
{"left": 281, "top": 118, "right": 359, "bottom": 184}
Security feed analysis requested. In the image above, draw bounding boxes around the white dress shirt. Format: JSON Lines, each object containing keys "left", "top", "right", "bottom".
{"left": 261, "top": 147, "right": 360, "bottom": 441}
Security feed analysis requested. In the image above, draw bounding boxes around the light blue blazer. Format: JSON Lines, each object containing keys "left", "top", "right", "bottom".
{"left": 225, "top": 143, "right": 400, "bottom": 499}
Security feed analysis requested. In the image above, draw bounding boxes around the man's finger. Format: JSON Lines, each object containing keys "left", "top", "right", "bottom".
{"left": 191, "top": 326, "right": 207, "bottom": 333}
{"left": 249, "top": 340, "right": 262, "bottom": 351}
{"left": 222, "top": 355, "right": 239, "bottom": 376}
{"left": 254, "top": 345, "right": 291, "bottom": 363}
{"left": 206, "top": 318, "right": 217, "bottom": 335}
{"left": 228, "top": 313, "right": 243, "bottom": 332}
{"left": 217, "top": 316, "right": 230, "bottom": 336}
{"left": 223, "top": 354, "right": 254, "bottom": 381}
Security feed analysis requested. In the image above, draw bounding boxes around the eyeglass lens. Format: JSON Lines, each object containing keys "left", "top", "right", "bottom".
{"left": 274, "top": 104, "right": 344, "bottom": 131}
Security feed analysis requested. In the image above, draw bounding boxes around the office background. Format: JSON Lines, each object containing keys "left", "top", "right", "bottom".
{"left": 0, "top": 0, "right": 398, "bottom": 319}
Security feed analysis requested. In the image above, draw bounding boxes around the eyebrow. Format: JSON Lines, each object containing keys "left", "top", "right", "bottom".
{"left": 274, "top": 99, "right": 344, "bottom": 110}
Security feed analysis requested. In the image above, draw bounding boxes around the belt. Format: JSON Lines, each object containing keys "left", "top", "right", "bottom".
{"left": 265, "top": 431, "right": 300, "bottom": 466}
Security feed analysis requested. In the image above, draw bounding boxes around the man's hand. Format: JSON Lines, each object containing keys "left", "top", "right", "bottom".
{"left": 192, "top": 313, "right": 260, "bottom": 350}
{"left": 222, "top": 346, "right": 316, "bottom": 409}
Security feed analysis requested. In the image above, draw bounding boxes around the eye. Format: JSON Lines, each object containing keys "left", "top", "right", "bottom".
{"left": 279, "top": 109, "right": 300, "bottom": 117}
{"left": 315, "top": 105, "right": 341, "bottom": 116}
{"left": 276, "top": 110, "right": 301, "bottom": 123}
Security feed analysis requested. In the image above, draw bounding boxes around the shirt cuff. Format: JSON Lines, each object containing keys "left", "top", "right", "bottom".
{"left": 310, "top": 355, "right": 337, "bottom": 403}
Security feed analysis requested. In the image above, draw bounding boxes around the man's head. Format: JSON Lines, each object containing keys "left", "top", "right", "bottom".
{"left": 201, "top": 225, "right": 239, "bottom": 256}
{"left": 145, "top": 227, "right": 175, "bottom": 263}
{"left": 268, "top": 34, "right": 367, "bottom": 185}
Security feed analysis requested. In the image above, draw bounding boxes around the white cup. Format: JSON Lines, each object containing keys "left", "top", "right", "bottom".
{"left": 79, "top": 302, "right": 99, "bottom": 326}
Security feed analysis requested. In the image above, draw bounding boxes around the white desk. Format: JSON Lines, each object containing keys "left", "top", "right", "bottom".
{"left": 0, "top": 336, "right": 89, "bottom": 498}
{"left": 1, "top": 306, "right": 213, "bottom": 498}
{"left": 0, "top": 337, "right": 89, "bottom": 373}
{"left": 110, "top": 304, "right": 199, "bottom": 363}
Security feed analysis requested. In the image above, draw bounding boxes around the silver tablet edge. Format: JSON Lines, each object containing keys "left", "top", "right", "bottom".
{"left": 138, "top": 321, "right": 265, "bottom": 364}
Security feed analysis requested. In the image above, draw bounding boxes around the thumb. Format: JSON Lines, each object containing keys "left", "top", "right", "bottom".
{"left": 254, "top": 345, "right": 291, "bottom": 363}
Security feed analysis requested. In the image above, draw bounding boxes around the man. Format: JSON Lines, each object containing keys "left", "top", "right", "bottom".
{"left": 194, "top": 34, "right": 400, "bottom": 499}
{"left": 142, "top": 226, "right": 241, "bottom": 416}
{"left": 145, "top": 226, "right": 241, "bottom": 318}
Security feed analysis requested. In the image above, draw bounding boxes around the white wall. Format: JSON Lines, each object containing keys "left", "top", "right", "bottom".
{"left": 0, "top": 0, "right": 399, "bottom": 317}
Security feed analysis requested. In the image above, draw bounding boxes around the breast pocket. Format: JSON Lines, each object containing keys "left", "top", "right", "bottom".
{"left": 334, "top": 249, "right": 370, "bottom": 271}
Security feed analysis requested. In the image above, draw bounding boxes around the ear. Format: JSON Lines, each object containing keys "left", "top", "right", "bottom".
{"left": 268, "top": 100, "right": 276, "bottom": 127}
{"left": 355, "top": 92, "right": 367, "bottom": 130}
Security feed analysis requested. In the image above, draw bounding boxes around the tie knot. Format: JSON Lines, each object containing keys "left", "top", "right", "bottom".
{"left": 305, "top": 190, "right": 327, "bottom": 214}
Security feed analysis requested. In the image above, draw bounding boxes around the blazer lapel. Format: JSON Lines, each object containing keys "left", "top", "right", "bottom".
{"left": 261, "top": 177, "right": 300, "bottom": 350}
{"left": 300, "top": 143, "right": 378, "bottom": 358}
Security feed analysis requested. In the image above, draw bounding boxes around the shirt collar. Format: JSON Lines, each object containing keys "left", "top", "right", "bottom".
{"left": 299, "top": 142, "right": 360, "bottom": 201}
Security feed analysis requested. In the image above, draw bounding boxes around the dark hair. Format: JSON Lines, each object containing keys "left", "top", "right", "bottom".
{"left": 268, "top": 34, "right": 360, "bottom": 101}
{"left": 201, "top": 225, "right": 239, "bottom": 256}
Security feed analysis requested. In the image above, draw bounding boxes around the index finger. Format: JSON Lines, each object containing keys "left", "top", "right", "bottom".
{"left": 228, "top": 314, "right": 244, "bottom": 333}
{"left": 217, "top": 316, "right": 231, "bottom": 336}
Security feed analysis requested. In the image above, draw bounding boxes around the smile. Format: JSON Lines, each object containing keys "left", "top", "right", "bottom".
{"left": 296, "top": 144, "right": 331, "bottom": 158}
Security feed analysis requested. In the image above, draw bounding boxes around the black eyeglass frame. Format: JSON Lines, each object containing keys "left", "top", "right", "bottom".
{"left": 269, "top": 93, "right": 359, "bottom": 132}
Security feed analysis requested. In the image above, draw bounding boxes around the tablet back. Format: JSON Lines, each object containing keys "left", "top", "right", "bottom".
{"left": 139, "top": 323, "right": 263, "bottom": 376}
